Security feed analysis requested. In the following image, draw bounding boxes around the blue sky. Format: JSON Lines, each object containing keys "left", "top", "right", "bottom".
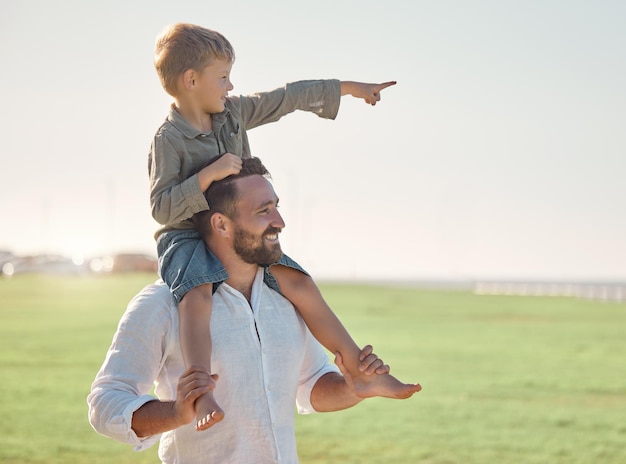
{"left": 1, "top": 0, "right": 625, "bottom": 280}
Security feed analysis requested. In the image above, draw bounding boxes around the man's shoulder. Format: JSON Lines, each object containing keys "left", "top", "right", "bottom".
{"left": 138, "top": 279, "right": 172, "bottom": 296}
{"left": 125, "top": 280, "right": 177, "bottom": 320}
{"left": 133, "top": 279, "right": 173, "bottom": 300}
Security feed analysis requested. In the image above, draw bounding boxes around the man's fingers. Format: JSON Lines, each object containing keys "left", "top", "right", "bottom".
{"left": 334, "top": 351, "right": 356, "bottom": 389}
{"left": 360, "top": 356, "right": 391, "bottom": 375}
{"left": 358, "top": 345, "right": 391, "bottom": 374}
{"left": 334, "top": 351, "right": 347, "bottom": 375}
{"left": 375, "top": 363, "right": 391, "bottom": 375}
{"left": 184, "top": 383, "right": 211, "bottom": 402}
{"left": 179, "top": 367, "right": 219, "bottom": 400}
{"left": 359, "top": 344, "right": 373, "bottom": 361}
{"left": 359, "top": 352, "right": 376, "bottom": 372}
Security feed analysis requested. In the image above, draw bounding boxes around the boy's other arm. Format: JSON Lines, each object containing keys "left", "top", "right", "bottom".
{"left": 149, "top": 135, "right": 208, "bottom": 225}
{"left": 340, "top": 81, "right": 397, "bottom": 106}
{"left": 196, "top": 153, "right": 242, "bottom": 192}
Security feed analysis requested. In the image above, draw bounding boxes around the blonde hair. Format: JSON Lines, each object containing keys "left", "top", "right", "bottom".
{"left": 154, "top": 23, "right": 235, "bottom": 96}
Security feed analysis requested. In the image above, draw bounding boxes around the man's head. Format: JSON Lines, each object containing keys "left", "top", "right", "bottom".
{"left": 194, "top": 157, "right": 285, "bottom": 265}
{"left": 154, "top": 23, "right": 235, "bottom": 97}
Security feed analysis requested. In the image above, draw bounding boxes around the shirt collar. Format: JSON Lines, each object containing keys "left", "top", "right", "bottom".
{"left": 167, "top": 103, "right": 231, "bottom": 139}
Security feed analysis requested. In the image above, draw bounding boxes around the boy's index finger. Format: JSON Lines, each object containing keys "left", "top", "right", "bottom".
{"left": 377, "top": 80, "right": 397, "bottom": 91}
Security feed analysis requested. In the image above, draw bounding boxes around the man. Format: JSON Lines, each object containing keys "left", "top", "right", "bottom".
{"left": 87, "top": 157, "right": 421, "bottom": 463}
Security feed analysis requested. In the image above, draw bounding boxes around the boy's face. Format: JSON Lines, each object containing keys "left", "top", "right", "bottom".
{"left": 195, "top": 58, "right": 234, "bottom": 113}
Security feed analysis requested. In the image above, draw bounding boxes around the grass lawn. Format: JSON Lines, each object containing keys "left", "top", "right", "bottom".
{"left": 0, "top": 274, "right": 624, "bottom": 463}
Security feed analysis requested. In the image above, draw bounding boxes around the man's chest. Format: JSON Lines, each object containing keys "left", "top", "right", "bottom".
{"left": 209, "top": 293, "right": 307, "bottom": 388}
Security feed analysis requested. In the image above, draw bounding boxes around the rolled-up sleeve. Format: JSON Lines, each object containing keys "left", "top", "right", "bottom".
{"left": 295, "top": 327, "right": 340, "bottom": 415}
{"left": 87, "top": 283, "right": 174, "bottom": 451}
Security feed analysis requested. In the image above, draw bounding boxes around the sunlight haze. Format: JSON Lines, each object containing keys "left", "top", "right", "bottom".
{"left": 1, "top": 0, "right": 625, "bottom": 281}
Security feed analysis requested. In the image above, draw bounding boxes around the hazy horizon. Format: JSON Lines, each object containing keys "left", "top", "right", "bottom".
{"left": 2, "top": 0, "right": 625, "bottom": 281}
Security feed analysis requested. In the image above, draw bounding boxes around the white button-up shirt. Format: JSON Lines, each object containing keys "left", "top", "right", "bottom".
{"left": 87, "top": 267, "right": 338, "bottom": 463}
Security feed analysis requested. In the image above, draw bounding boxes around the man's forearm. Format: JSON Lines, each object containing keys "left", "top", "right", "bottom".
{"left": 310, "top": 372, "right": 363, "bottom": 412}
{"left": 131, "top": 399, "right": 184, "bottom": 438}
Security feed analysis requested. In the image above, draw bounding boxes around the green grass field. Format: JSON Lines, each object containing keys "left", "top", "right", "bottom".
{"left": 0, "top": 274, "right": 624, "bottom": 463}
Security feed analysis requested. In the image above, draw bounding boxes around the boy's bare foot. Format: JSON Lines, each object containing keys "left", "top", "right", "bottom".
{"left": 195, "top": 391, "right": 224, "bottom": 431}
{"left": 354, "top": 370, "right": 421, "bottom": 399}
{"left": 335, "top": 351, "right": 421, "bottom": 399}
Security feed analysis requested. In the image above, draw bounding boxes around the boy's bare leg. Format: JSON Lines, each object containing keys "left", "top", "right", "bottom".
{"left": 270, "top": 266, "right": 420, "bottom": 399}
{"left": 178, "top": 284, "right": 225, "bottom": 431}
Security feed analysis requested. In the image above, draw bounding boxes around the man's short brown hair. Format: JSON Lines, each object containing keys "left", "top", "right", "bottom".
{"left": 194, "top": 157, "right": 270, "bottom": 238}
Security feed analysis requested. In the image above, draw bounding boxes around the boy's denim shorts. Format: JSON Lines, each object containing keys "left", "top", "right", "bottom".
{"left": 157, "top": 229, "right": 307, "bottom": 302}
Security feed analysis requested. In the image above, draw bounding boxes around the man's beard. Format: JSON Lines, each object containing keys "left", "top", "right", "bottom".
{"left": 233, "top": 225, "right": 283, "bottom": 265}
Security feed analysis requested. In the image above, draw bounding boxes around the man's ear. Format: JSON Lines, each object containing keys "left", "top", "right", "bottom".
{"left": 211, "top": 213, "right": 231, "bottom": 237}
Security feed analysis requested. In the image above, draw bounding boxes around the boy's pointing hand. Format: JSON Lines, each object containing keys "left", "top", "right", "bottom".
{"left": 340, "top": 80, "right": 397, "bottom": 106}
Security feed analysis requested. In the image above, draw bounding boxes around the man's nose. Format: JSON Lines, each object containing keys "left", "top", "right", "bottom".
{"left": 271, "top": 210, "right": 285, "bottom": 228}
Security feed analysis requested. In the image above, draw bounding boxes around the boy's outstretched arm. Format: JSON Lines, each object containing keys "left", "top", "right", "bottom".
{"left": 340, "top": 81, "right": 397, "bottom": 106}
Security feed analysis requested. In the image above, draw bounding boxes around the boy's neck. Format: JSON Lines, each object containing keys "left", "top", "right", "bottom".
{"left": 173, "top": 99, "right": 213, "bottom": 133}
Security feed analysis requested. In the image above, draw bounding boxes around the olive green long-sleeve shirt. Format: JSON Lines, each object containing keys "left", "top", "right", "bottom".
{"left": 149, "top": 79, "right": 341, "bottom": 239}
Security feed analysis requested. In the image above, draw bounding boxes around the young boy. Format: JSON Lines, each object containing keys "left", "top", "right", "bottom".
{"left": 149, "top": 23, "right": 419, "bottom": 432}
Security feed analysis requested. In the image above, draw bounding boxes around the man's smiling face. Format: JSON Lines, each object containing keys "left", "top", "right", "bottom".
{"left": 230, "top": 175, "right": 285, "bottom": 265}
